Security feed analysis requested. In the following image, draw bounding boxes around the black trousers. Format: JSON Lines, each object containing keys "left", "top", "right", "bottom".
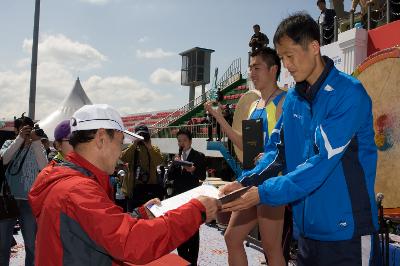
{"left": 177, "top": 230, "right": 199, "bottom": 266}
{"left": 297, "top": 234, "right": 380, "bottom": 266}
{"left": 127, "top": 184, "right": 165, "bottom": 212}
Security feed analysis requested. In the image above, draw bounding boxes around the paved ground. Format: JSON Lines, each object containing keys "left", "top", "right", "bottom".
{"left": 10, "top": 223, "right": 267, "bottom": 266}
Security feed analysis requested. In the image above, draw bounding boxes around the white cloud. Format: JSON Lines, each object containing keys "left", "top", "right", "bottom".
{"left": 150, "top": 68, "right": 180, "bottom": 85}
{"left": 0, "top": 70, "right": 30, "bottom": 120}
{"left": 16, "top": 58, "right": 30, "bottom": 68}
{"left": 136, "top": 48, "right": 175, "bottom": 59}
{"left": 0, "top": 33, "right": 107, "bottom": 120}
{"left": 0, "top": 68, "right": 172, "bottom": 120}
{"left": 0, "top": 62, "right": 74, "bottom": 120}
{"left": 83, "top": 75, "right": 172, "bottom": 114}
{"left": 79, "top": 0, "right": 110, "bottom": 5}
{"left": 22, "top": 34, "right": 107, "bottom": 70}
{"left": 138, "top": 36, "right": 149, "bottom": 43}
{"left": 0, "top": 34, "right": 173, "bottom": 121}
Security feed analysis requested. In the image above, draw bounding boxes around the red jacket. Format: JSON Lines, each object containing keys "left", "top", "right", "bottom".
{"left": 29, "top": 151, "right": 205, "bottom": 266}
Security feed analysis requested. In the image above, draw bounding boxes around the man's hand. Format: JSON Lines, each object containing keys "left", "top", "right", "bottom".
{"left": 221, "top": 186, "right": 260, "bottom": 212}
{"left": 218, "top": 181, "right": 243, "bottom": 197}
{"left": 30, "top": 129, "right": 42, "bottom": 141}
{"left": 204, "top": 101, "right": 223, "bottom": 119}
{"left": 19, "top": 125, "right": 32, "bottom": 140}
{"left": 143, "top": 198, "right": 161, "bottom": 219}
{"left": 196, "top": 196, "right": 220, "bottom": 223}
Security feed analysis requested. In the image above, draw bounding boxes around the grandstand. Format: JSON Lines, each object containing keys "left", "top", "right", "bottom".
{"left": 121, "top": 110, "right": 175, "bottom": 131}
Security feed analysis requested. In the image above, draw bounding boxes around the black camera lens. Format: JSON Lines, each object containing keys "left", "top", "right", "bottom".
{"left": 33, "top": 126, "right": 45, "bottom": 138}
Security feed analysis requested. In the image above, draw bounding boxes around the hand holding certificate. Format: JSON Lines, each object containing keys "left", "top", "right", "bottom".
{"left": 218, "top": 186, "right": 251, "bottom": 204}
{"left": 220, "top": 186, "right": 261, "bottom": 212}
{"left": 147, "top": 185, "right": 251, "bottom": 217}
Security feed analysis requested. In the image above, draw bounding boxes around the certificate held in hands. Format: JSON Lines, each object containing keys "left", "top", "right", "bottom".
{"left": 147, "top": 185, "right": 250, "bottom": 217}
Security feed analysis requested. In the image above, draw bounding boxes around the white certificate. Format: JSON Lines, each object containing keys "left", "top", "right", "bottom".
{"left": 147, "top": 185, "right": 220, "bottom": 217}
{"left": 147, "top": 184, "right": 250, "bottom": 217}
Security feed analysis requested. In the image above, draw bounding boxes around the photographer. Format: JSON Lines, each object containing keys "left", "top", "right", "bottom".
{"left": 249, "top": 24, "right": 269, "bottom": 52}
{"left": 121, "top": 125, "right": 164, "bottom": 211}
{"left": 0, "top": 114, "right": 47, "bottom": 266}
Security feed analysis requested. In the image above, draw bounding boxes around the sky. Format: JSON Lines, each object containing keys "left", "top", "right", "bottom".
{"left": 0, "top": 0, "right": 353, "bottom": 120}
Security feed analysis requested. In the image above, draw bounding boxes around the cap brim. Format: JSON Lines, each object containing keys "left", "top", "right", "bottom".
{"left": 135, "top": 130, "right": 149, "bottom": 135}
{"left": 123, "top": 130, "right": 144, "bottom": 143}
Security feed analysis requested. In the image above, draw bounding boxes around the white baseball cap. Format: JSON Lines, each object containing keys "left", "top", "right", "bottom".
{"left": 70, "top": 104, "right": 143, "bottom": 141}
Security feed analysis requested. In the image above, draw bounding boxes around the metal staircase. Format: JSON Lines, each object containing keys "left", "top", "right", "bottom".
{"left": 150, "top": 58, "right": 242, "bottom": 134}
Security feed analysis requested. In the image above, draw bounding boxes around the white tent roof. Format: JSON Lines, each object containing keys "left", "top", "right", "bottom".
{"left": 38, "top": 78, "right": 92, "bottom": 140}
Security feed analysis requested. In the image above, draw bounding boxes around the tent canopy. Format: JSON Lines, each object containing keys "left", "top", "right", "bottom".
{"left": 38, "top": 78, "right": 92, "bottom": 141}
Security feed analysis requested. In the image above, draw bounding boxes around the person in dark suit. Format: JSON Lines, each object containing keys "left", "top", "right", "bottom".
{"left": 249, "top": 24, "right": 269, "bottom": 52}
{"left": 317, "top": 0, "right": 336, "bottom": 45}
{"left": 167, "top": 129, "right": 206, "bottom": 265}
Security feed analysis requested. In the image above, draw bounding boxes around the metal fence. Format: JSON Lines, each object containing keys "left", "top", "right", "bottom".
{"left": 216, "top": 58, "right": 242, "bottom": 89}
{"left": 151, "top": 123, "right": 227, "bottom": 140}
{"left": 320, "top": 0, "right": 399, "bottom": 45}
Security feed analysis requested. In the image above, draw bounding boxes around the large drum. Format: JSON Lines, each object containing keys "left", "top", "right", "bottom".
{"left": 383, "top": 208, "right": 400, "bottom": 223}
{"left": 231, "top": 90, "right": 261, "bottom": 163}
{"left": 354, "top": 47, "right": 400, "bottom": 208}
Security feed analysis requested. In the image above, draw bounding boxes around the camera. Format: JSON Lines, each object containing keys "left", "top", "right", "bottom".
{"left": 138, "top": 132, "right": 150, "bottom": 142}
{"left": 33, "top": 124, "right": 46, "bottom": 138}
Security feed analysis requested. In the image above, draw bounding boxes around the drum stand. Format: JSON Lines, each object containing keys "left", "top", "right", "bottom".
{"left": 378, "top": 200, "right": 390, "bottom": 266}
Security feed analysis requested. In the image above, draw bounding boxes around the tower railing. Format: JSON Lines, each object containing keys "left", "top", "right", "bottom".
{"left": 150, "top": 58, "right": 242, "bottom": 135}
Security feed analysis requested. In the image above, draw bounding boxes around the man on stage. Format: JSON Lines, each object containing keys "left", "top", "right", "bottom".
{"left": 221, "top": 12, "right": 379, "bottom": 265}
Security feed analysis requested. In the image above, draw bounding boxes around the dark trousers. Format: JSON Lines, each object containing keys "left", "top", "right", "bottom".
{"left": 282, "top": 207, "right": 293, "bottom": 263}
{"left": 207, "top": 123, "right": 213, "bottom": 140}
{"left": 127, "top": 184, "right": 164, "bottom": 212}
{"left": 322, "top": 28, "right": 334, "bottom": 45}
{"left": 115, "top": 199, "right": 127, "bottom": 212}
{"left": 0, "top": 200, "right": 36, "bottom": 266}
{"left": 297, "top": 234, "right": 380, "bottom": 266}
{"left": 216, "top": 123, "right": 221, "bottom": 140}
{"left": 362, "top": 13, "right": 378, "bottom": 30}
{"left": 177, "top": 230, "right": 199, "bottom": 266}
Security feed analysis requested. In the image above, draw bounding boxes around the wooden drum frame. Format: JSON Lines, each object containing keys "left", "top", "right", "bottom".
{"left": 354, "top": 47, "right": 400, "bottom": 208}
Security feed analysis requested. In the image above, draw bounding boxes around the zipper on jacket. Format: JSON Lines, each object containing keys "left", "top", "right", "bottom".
{"left": 301, "top": 198, "right": 305, "bottom": 237}
{"left": 302, "top": 100, "right": 313, "bottom": 237}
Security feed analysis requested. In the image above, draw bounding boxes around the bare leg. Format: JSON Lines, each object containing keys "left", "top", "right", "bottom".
{"left": 257, "top": 205, "right": 285, "bottom": 266}
{"left": 224, "top": 207, "right": 258, "bottom": 266}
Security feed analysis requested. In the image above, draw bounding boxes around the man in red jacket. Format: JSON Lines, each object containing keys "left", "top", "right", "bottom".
{"left": 29, "top": 104, "right": 219, "bottom": 266}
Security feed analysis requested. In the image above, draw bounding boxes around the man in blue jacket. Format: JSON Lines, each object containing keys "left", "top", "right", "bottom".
{"left": 221, "top": 12, "right": 379, "bottom": 265}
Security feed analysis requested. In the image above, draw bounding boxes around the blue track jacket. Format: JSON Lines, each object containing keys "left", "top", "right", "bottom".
{"left": 239, "top": 57, "right": 378, "bottom": 241}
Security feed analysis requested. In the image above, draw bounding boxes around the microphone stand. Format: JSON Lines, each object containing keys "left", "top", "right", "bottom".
{"left": 385, "top": 219, "right": 390, "bottom": 266}
{"left": 378, "top": 199, "right": 384, "bottom": 265}
{"left": 377, "top": 194, "right": 389, "bottom": 266}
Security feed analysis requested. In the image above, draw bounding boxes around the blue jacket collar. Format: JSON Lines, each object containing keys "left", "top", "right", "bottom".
{"left": 295, "top": 56, "right": 334, "bottom": 103}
